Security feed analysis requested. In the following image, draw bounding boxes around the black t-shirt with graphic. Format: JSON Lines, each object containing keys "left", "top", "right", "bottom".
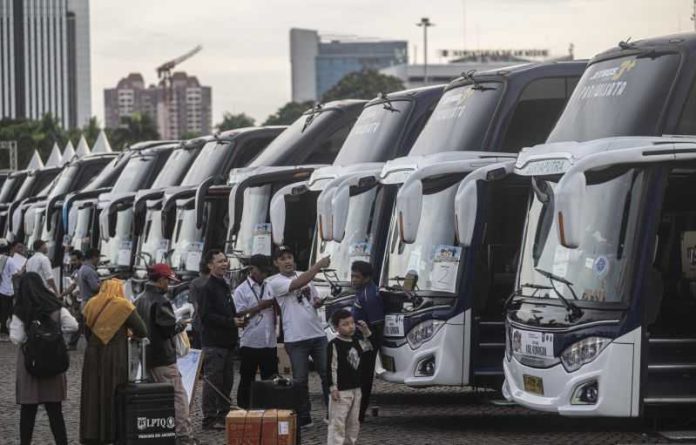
{"left": 327, "top": 335, "right": 373, "bottom": 391}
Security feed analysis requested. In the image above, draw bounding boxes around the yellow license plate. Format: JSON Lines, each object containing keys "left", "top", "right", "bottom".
{"left": 523, "top": 374, "right": 544, "bottom": 395}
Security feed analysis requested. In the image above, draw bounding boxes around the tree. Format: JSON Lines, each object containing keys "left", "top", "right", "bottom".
{"left": 67, "top": 116, "right": 103, "bottom": 147}
{"left": 0, "top": 114, "right": 67, "bottom": 168}
{"left": 263, "top": 101, "right": 314, "bottom": 126}
{"left": 321, "top": 69, "right": 405, "bottom": 102}
{"left": 179, "top": 131, "right": 202, "bottom": 140}
{"left": 215, "top": 112, "right": 255, "bottom": 132}
{"left": 109, "top": 112, "right": 160, "bottom": 150}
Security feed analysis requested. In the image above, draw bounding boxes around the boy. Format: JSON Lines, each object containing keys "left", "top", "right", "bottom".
{"left": 327, "top": 309, "right": 372, "bottom": 445}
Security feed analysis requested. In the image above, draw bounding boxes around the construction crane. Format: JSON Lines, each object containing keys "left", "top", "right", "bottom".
{"left": 156, "top": 45, "right": 202, "bottom": 139}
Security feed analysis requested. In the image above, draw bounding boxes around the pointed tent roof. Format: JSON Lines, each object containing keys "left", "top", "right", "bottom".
{"left": 46, "top": 143, "right": 63, "bottom": 167}
{"left": 75, "top": 136, "right": 91, "bottom": 158}
{"left": 26, "top": 150, "right": 44, "bottom": 170}
{"left": 91, "top": 130, "right": 112, "bottom": 154}
{"left": 62, "top": 141, "right": 76, "bottom": 165}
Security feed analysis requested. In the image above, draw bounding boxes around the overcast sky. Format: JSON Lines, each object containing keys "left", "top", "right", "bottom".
{"left": 90, "top": 0, "right": 692, "bottom": 126}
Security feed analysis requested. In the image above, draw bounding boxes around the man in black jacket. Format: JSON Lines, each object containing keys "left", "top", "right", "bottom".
{"left": 135, "top": 263, "right": 193, "bottom": 444}
{"left": 199, "top": 249, "right": 240, "bottom": 430}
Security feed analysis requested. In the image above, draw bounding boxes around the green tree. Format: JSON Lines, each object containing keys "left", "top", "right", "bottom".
{"left": 321, "top": 69, "right": 405, "bottom": 102}
{"left": 180, "top": 131, "right": 202, "bottom": 140}
{"left": 215, "top": 112, "right": 255, "bottom": 132}
{"left": 0, "top": 114, "right": 67, "bottom": 168}
{"left": 109, "top": 112, "right": 160, "bottom": 150}
{"left": 67, "top": 116, "right": 103, "bottom": 147}
{"left": 263, "top": 101, "right": 314, "bottom": 126}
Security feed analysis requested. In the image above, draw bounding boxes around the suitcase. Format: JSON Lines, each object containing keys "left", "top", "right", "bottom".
{"left": 249, "top": 377, "right": 305, "bottom": 444}
{"left": 114, "top": 338, "right": 177, "bottom": 444}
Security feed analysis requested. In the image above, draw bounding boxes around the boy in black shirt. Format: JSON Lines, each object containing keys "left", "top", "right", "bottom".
{"left": 327, "top": 309, "right": 372, "bottom": 445}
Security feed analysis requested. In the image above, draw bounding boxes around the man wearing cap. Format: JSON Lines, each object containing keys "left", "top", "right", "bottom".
{"left": 135, "top": 263, "right": 194, "bottom": 443}
{"left": 233, "top": 254, "right": 278, "bottom": 409}
{"left": 268, "top": 245, "right": 330, "bottom": 427}
{"left": 199, "top": 249, "right": 240, "bottom": 430}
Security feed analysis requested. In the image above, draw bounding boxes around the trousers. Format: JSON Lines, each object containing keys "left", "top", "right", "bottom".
{"left": 327, "top": 388, "right": 361, "bottom": 445}
{"left": 149, "top": 364, "right": 192, "bottom": 439}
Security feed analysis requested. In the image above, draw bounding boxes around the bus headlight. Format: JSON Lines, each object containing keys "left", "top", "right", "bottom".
{"left": 505, "top": 323, "right": 512, "bottom": 361}
{"left": 407, "top": 320, "right": 444, "bottom": 349}
{"left": 560, "top": 337, "right": 611, "bottom": 372}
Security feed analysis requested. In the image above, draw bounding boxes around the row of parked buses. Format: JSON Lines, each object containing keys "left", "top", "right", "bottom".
{"left": 2, "top": 32, "right": 695, "bottom": 419}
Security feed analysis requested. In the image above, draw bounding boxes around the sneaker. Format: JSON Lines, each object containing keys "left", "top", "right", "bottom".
{"left": 299, "top": 418, "right": 314, "bottom": 429}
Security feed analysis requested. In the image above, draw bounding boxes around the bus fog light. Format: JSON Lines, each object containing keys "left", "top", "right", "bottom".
{"left": 407, "top": 320, "right": 444, "bottom": 349}
{"left": 571, "top": 380, "right": 598, "bottom": 405}
{"left": 415, "top": 356, "right": 435, "bottom": 377}
{"left": 560, "top": 337, "right": 611, "bottom": 372}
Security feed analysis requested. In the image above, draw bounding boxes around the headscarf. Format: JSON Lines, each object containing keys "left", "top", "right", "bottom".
{"left": 13, "top": 272, "right": 62, "bottom": 323}
{"left": 83, "top": 278, "right": 135, "bottom": 345}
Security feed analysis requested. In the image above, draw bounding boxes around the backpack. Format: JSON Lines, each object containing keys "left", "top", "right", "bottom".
{"left": 22, "top": 313, "right": 69, "bottom": 378}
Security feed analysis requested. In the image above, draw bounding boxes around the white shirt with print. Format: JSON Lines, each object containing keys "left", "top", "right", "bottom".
{"left": 268, "top": 272, "right": 325, "bottom": 343}
{"left": 233, "top": 277, "right": 277, "bottom": 349}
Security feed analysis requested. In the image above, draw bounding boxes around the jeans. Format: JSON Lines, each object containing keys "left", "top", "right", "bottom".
{"left": 149, "top": 364, "right": 193, "bottom": 439}
{"left": 20, "top": 402, "right": 67, "bottom": 445}
{"left": 202, "top": 346, "right": 235, "bottom": 425}
{"left": 237, "top": 346, "right": 278, "bottom": 409}
{"left": 285, "top": 336, "right": 329, "bottom": 423}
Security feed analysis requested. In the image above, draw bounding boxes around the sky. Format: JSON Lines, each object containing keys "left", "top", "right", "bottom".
{"left": 90, "top": 0, "right": 692, "bottom": 127}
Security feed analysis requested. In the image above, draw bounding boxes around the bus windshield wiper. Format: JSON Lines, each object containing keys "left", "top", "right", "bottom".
{"left": 534, "top": 267, "right": 584, "bottom": 321}
{"left": 302, "top": 104, "right": 323, "bottom": 132}
{"left": 379, "top": 93, "right": 401, "bottom": 113}
{"left": 504, "top": 283, "right": 552, "bottom": 311}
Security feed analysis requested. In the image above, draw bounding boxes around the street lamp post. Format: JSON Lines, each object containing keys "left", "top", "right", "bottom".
{"left": 417, "top": 17, "right": 434, "bottom": 84}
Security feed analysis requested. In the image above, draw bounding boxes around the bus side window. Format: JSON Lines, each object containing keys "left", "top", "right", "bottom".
{"left": 499, "top": 77, "right": 579, "bottom": 153}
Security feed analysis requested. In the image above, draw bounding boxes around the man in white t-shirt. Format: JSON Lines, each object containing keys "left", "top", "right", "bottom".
{"left": 26, "top": 240, "right": 58, "bottom": 295}
{"left": 0, "top": 241, "right": 25, "bottom": 335}
{"left": 267, "top": 245, "right": 330, "bottom": 428}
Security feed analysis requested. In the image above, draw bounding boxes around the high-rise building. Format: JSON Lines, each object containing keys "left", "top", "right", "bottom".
{"left": 104, "top": 72, "right": 212, "bottom": 140}
{"left": 0, "top": 0, "right": 91, "bottom": 129}
{"left": 290, "top": 28, "right": 407, "bottom": 103}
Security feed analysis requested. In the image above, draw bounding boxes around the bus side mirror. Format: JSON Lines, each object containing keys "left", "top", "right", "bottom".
{"left": 454, "top": 179, "right": 477, "bottom": 247}
{"left": 317, "top": 187, "right": 336, "bottom": 242}
{"left": 331, "top": 183, "right": 351, "bottom": 243}
{"left": 269, "top": 193, "right": 285, "bottom": 246}
{"left": 555, "top": 171, "right": 585, "bottom": 249}
{"left": 395, "top": 179, "right": 422, "bottom": 244}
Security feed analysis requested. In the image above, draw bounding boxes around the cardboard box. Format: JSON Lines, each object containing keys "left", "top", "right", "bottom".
{"left": 227, "top": 409, "right": 296, "bottom": 445}
{"left": 277, "top": 344, "right": 292, "bottom": 375}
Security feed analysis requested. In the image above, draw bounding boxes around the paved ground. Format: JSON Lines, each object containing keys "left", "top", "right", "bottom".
{"left": 0, "top": 338, "right": 686, "bottom": 444}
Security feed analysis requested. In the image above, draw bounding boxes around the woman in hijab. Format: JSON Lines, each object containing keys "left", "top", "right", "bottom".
{"left": 10, "top": 272, "right": 78, "bottom": 445}
{"left": 80, "top": 278, "right": 148, "bottom": 444}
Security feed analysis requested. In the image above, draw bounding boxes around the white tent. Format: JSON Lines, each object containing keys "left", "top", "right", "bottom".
{"left": 46, "top": 143, "right": 62, "bottom": 167}
{"left": 75, "top": 136, "right": 91, "bottom": 158}
{"left": 91, "top": 130, "right": 113, "bottom": 154}
{"left": 62, "top": 141, "right": 76, "bottom": 165}
{"left": 26, "top": 150, "right": 44, "bottom": 170}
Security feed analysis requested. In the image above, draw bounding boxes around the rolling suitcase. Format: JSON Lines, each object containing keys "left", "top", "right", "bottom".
{"left": 114, "top": 338, "right": 177, "bottom": 444}
{"left": 249, "top": 377, "right": 305, "bottom": 444}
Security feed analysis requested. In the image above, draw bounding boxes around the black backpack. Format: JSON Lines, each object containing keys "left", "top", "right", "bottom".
{"left": 22, "top": 313, "right": 69, "bottom": 378}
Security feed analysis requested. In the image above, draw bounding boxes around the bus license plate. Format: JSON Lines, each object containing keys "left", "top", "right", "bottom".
{"left": 513, "top": 329, "right": 554, "bottom": 358}
{"left": 523, "top": 375, "right": 544, "bottom": 395}
{"left": 384, "top": 314, "right": 405, "bottom": 337}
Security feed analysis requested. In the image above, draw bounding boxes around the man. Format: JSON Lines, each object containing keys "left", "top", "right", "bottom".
{"left": 0, "top": 241, "right": 24, "bottom": 337}
{"left": 267, "top": 245, "right": 330, "bottom": 427}
{"left": 77, "top": 248, "right": 101, "bottom": 308}
{"left": 135, "top": 263, "right": 194, "bottom": 444}
{"left": 26, "top": 239, "right": 58, "bottom": 295}
{"left": 188, "top": 262, "right": 209, "bottom": 349}
{"left": 350, "top": 260, "right": 385, "bottom": 422}
{"left": 233, "top": 254, "right": 278, "bottom": 409}
{"left": 199, "top": 249, "right": 240, "bottom": 430}
{"left": 61, "top": 250, "right": 84, "bottom": 350}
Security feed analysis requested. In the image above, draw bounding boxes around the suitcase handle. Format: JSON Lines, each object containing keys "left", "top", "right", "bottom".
{"left": 128, "top": 337, "right": 150, "bottom": 382}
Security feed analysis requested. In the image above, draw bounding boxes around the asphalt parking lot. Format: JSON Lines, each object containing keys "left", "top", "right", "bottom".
{"left": 0, "top": 339, "right": 686, "bottom": 444}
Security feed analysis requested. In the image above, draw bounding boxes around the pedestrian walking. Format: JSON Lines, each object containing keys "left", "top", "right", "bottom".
{"left": 199, "top": 249, "right": 241, "bottom": 430}
{"left": 77, "top": 248, "right": 101, "bottom": 307}
{"left": 0, "top": 240, "right": 26, "bottom": 338}
{"left": 80, "top": 278, "right": 148, "bottom": 444}
{"left": 233, "top": 254, "right": 278, "bottom": 409}
{"left": 61, "top": 250, "right": 84, "bottom": 350}
{"left": 134, "top": 263, "right": 194, "bottom": 444}
{"left": 350, "top": 260, "right": 385, "bottom": 422}
{"left": 188, "top": 262, "right": 209, "bottom": 349}
{"left": 267, "top": 245, "right": 330, "bottom": 427}
{"left": 25, "top": 240, "right": 58, "bottom": 295}
{"left": 327, "top": 309, "right": 373, "bottom": 445}
{"left": 10, "top": 272, "right": 78, "bottom": 445}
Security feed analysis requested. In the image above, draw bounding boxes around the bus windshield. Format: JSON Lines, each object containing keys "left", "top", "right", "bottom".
{"left": 0, "top": 174, "right": 22, "bottom": 202}
{"left": 151, "top": 149, "right": 196, "bottom": 189}
{"left": 408, "top": 83, "right": 503, "bottom": 156}
{"left": 228, "top": 185, "right": 271, "bottom": 257}
{"left": 548, "top": 53, "right": 680, "bottom": 142}
{"left": 180, "top": 141, "right": 232, "bottom": 186}
{"left": 111, "top": 156, "right": 155, "bottom": 194}
{"left": 382, "top": 184, "right": 462, "bottom": 293}
{"left": 517, "top": 170, "right": 647, "bottom": 303}
{"left": 332, "top": 100, "right": 413, "bottom": 165}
